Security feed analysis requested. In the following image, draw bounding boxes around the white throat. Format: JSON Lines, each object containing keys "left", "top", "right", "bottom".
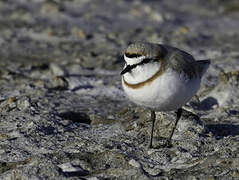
{"left": 123, "top": 61, "right": 161, "bottom": 84}
{"left": 124, "top": 55, "right": 146, "bottom": 65}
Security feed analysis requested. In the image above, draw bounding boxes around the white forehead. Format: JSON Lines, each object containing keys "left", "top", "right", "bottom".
{"left": 124, "top": 55, "right": 146, "bottom": 65}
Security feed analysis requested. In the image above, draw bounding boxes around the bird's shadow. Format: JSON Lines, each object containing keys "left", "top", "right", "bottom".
{"left": 36, "top": 111, "right": 91, "bottom": 135}
{"left": 205, "top": 124, "right": 239, "bottom": 139}
{"left": 191, "top": 96, "right": 239, "bottom": 139}
{"left": 58, "top": 111, "right": 91, "bottom": 125}
{"left": 190, "top": 96, "right": 218, "bottom": 111}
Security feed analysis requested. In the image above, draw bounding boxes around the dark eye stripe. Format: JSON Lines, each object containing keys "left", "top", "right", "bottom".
{"left": 125, "top": 53, "right": 142, "bottom": 58}
{"left": 120, "top": 57, "right": 154, "bottom": 75}
{"left": 140, "top": 58, "right": 151, "bottom": 64}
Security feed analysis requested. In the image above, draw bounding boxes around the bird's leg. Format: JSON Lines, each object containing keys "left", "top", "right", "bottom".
{"left": 148, "top": 110, "right": 156, "bottom": 148}
{"left": 169, "top": 108, "right": 183, "bottom": 140}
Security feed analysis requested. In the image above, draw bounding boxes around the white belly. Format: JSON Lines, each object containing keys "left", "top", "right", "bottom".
{"left": 122, "top": 69, "right": 200, "bottom": 111}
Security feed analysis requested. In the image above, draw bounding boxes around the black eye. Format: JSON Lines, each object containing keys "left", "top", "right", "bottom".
{"left": 125, "top": 53, "right": 142, "bottom": 58}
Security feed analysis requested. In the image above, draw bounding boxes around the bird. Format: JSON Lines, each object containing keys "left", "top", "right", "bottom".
{"left": 120, "top": 42, "right": 210, "bottom": 148}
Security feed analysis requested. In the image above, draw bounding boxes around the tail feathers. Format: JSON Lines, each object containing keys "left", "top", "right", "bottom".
{"left": 197, "top": 59, "right": 210, "bottom": 77}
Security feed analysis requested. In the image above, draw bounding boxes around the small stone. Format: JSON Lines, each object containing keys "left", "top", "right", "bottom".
{"left": 58, "top": 162, "right": 89, "bottom": 176}
{"left": 0, "top": 134, "right": 8, "bottom": 139}
{"left": 7, "top": 96, "right": 16, "bottom": 104}
{"left": 33, "top": 80, "right": 45, "bottom": 88}
{"left": 0, "top": 149, "right": 5, "bottom": 154}
{"left": 107, "top": 115, "right": 114, "bottom": 120}
{"left": 50, "top": 63, "right": 65, "bottom": 76}
{"left": 87, "top": 177, "right": 99, "bottom": 180}
{"left": 128, "top": 159, "right": 141, "bottom": 168}
{"left": 52, "top": 76, "right": 69, "bottom": 90}
{"left": 0, "top": 97, "right": 17, "bottom": 112}
{"left": 186, "top": 176, "right": 197, "bottom": 180}
{"left": 40, "top": 2, "right": 59, "bottom": 15}
{"left": 206, "top": 176, "right": 216, "bottom": 180}
{"left": 176, "top": 26, "right": 190, "bottom": 35}
{"left": 58, "top": 162, "right": 80, "bottom": 172}
{"left": 8, "top": 131, "right": 21, "bottom": 140}
{"left": 17, "top": 97, "right": 31, "bottom": 111}
{"left": 232, "top": 170, "right": 239, "bottom": 177}
{"left": 71, "top": 27, "right": 87, "bottom": 39}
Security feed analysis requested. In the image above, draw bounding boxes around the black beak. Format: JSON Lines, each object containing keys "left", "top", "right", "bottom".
{"left": 120, "top": 65, "right": 134, "bottom": 75}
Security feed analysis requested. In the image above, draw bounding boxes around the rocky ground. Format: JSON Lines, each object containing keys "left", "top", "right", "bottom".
{"left": 0, "top": 0, "right": 239, "bottom": 179}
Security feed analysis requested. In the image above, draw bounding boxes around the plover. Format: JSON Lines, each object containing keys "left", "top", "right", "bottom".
{"left": 121, "top": 42, "right": 210, "bottom": 148}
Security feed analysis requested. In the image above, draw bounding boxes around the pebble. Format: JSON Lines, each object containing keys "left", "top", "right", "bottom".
{"left": 52, "top": 76, "right": 68, "bottom": 89}
{"left": 57, "top": 162, "right": 89, "bottom": 176}
{"left": 49, "top": 63, "right": 65, "bottom": 76}
{"left": 58, "top": 162, "right": 81, "bottom": 172}
{"left": 87, "top": 177, "right": 99, "bottom": 180}
{"left": 128, "top": 159, "right": 141, "bottom": 168}
{"left": 17, "top": 97, "right": 31, "bottom": 111}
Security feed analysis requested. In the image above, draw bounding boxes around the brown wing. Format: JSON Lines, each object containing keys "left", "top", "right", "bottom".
{"left": 163, "top": 46, "right": 199, "bottom": 79}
